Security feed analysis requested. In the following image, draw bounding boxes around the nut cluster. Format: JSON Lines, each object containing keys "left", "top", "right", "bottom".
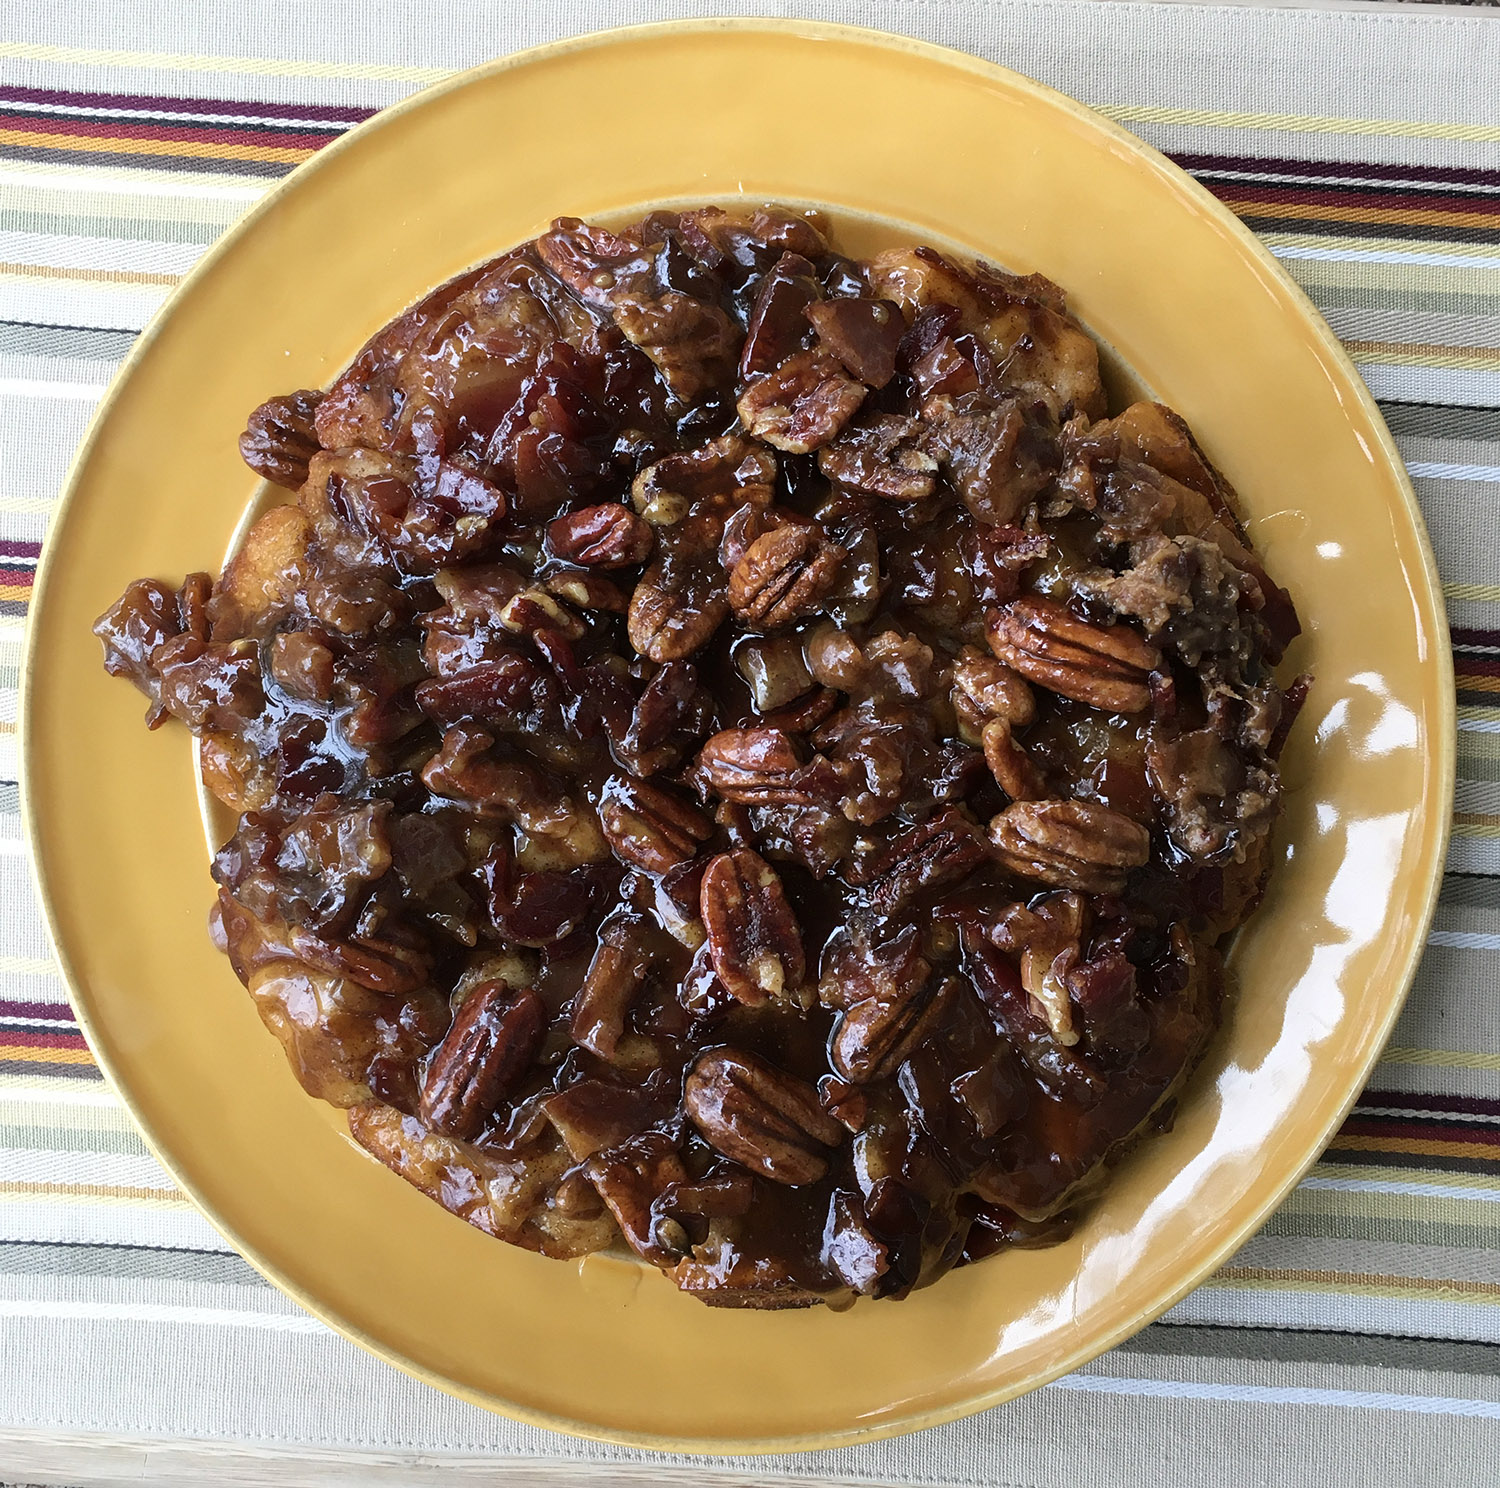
{"left": 95, "top": 205, "right": 1302, "bottom": 1309}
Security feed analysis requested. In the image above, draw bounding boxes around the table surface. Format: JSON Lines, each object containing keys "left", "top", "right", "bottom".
{"left": 3, "top": 1, "right": 1500, "bottom": 1485}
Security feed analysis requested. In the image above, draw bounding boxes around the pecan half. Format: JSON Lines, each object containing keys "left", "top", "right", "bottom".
{"left": 696, "top": 727, "right": 843, "bottom": 807}
{"left": 700, "top": 848, "right": 806, "bottom": 1004}
{"left": 736, "top": 349, "right": 867, "bottom": 454}
{"left": 830, "top": 977, "right": 956, "bottom": 1085}
{"left": 627, "top": 560, "right": 729, "bottom": 662}
{"left": 862, "top": 807, "right": 989, "bottom": 915}
{"left": 598, "top": 775, "right": 713, "bottom": 874}
{"left": 728, "top": 524, "right": 846, "bottom": 628}
{"left": 817, "top": 415, "right": 938, "bottom": 502}
{"left": 418, "top": 982, "right": 544, "bottom": 1140}
{"left": 988, "top": 799, "right": 1150, "bottom": 893}
{"left": 684, "top": 1048, "right": 843, "bottom": 1184}
{"left": 239, "top": 389, "right": 323, "bottom": 490}
{"left": 987, "top": 597, "right": 1160, "bottom": 713}
{"left": 545, "top": 505, "right": 654, "bottom": 568}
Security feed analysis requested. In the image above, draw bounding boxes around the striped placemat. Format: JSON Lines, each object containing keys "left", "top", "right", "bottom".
{"left": 2, "top": 3, "right": 1499, "bottom": 1483}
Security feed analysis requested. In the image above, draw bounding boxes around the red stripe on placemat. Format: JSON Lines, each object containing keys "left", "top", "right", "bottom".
{"left": 0, "top": 83, "right": 376, "bottom": 126}
{"left": 0, "top": 1001, "right": 74, "bottom": 1022}
{"left": 0, "top": 1029, "right": 89, "bottom": 1051}
{"left": 1341, "top": 1117, "right": 1500, "bottom": 1146}
{"left": 1210, "top": 180, "right": 1500, "bottom": 216}
{"left": 0, "top": 111, "right": 340, "bottom": 151}
{"left": 1357, "top": 1090, "right": 1500, "bottom": 1118}
{"left": 1171, "top": 151, "right": 1500, "bottom": 190}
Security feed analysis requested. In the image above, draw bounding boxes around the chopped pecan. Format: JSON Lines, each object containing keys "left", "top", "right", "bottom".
{"left": 544, "top": 571, "right": 630, "bottom": 613}
{"left": 952, "top": 645, "right": 1035, "bottom": 728}
{"left": 700, "top": 848, "right": 806, "bottom": 1004}
{"left": 817, "top": 415, "right": 938, "bottom": 502}
{"left": 740, "top": 252, "right": 821, "bottom": 379}
{"left": 992, "top": 892, "right": 1088, "bottom": 1045}
{"left": 818, "top": 920, "right": 930, "bottom": 1013}
{"left": 982, "top": 717, "right": 1045, "bottom": 801}
{"left": 418, "top": 982, "right": 544, "bottom": 1141}
{"left": 598, "top": 775, "right": 713, "bottom": 873}
{"left": 988, "top": 799, "right": 1150, "bottom": 893}
{"left": 545, "top": 505, "right": 654, "bottom": 568}
{"left": 631, "top": 434, "right": 776, "bottom": 529}
{"left": 498, "top": 588, "right": 586, "bottom": 643}
{"left": 987, "top": 596, "right": 1160, "bottom": 713}
{"left": 684, "top": 1048, "right": 843, "bottom": 1185}
{"left": 728, "top": 524, "right": 846, "bottom": 628}
{"left": 239, "top": 389, "right": 323, "bottom": 490}
{"left": 584, "top": 1132, "right": 690, "bottom": 1263}
{"left": 805, "top": 298, "right": 904, "bottom": 388}
{"left": 570, "top": 912, "right": 655, "bottom": 1061}
{"left": 736, "top": 349, "right": 867, "bottom": 454}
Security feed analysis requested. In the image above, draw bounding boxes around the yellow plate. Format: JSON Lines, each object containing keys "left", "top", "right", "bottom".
{"left": 22, "top": 19, "right": 1453, "bottom": 1452}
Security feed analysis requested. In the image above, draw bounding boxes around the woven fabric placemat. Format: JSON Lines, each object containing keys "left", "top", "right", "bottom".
{"left": 2, "top": 3, "right": 1498, "bottom": 1484}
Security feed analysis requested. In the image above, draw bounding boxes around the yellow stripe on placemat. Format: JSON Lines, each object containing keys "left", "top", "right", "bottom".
{"left": 1453, "top": 812, "right": 1500, "bottom": 839}
{"left": 1449, "top": 584, "right": 1500, "bottom": 604}
{"left": 0, "top": 1179, "right": 182, "bottom": 1204}
{"left": 1332, "top": 1133, "right": 1500, "bottom": 1163}
{"left": 1208, "top": 1266, "right": 1500, "bottom": 1303}
{"left": 1381, "top": 1047, "right": 1500, "bottom": 1073}
{"left": 0, "top": 127, "right": 312, "bottom": 168}
{"left": 1098, "top": 102, "right": 1500, "bottom": 145}
{"left": 1344, "top": 340, "right": 1500, "bottom": 371}
{"left": 0, "top": 261, "right": 181, "bottom": 288}
{"left": 0, "top": 1046, "right": 95, "bottom": 1068}
{"left": 1458, "top": 675, "right": 1500, "bottom": 695}
{"left": 1224, "top": 198, "right": 1500, "bottom": 234}
{"left": 0, "top": 38, "right": 451, "bottom": 85}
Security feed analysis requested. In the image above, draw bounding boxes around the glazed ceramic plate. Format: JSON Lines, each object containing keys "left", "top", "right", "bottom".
{"left": 23, "top": 19, "right": 1453, "bottom": 1452}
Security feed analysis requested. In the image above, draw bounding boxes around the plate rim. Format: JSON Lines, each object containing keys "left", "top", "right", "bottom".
{"left": 20, "top": 15, "right": 1457, "bottom": 1453}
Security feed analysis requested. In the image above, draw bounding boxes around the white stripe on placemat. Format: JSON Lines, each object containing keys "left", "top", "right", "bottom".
{"left": 1054, "top": 1374, "right": 1500, "bottom": 1419}
{"left": 0, "top": 379, "right": 105, "bottom": 402}
{"left": 0, "top": 1298, "right": 326, "bottom": 1333}
{"left": 0, "top": 1147, "right": 176, "bottom": 1191}
{"left": 1301, "top": 1174, "right": 1500, "bottom": 1204}
{"left": 1427, "top": 930, "right": 1500, "bottom": 951}
{"left": 1409, "top": 463, "right": 1500, "bottom": 484}
{"left": 1270, "top": 244, "right": 1500, "bottom": 271}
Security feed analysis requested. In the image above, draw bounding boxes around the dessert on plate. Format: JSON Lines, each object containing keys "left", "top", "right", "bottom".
{"left": 95, "top": 204, "right": 1305, "bottom": 1308}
